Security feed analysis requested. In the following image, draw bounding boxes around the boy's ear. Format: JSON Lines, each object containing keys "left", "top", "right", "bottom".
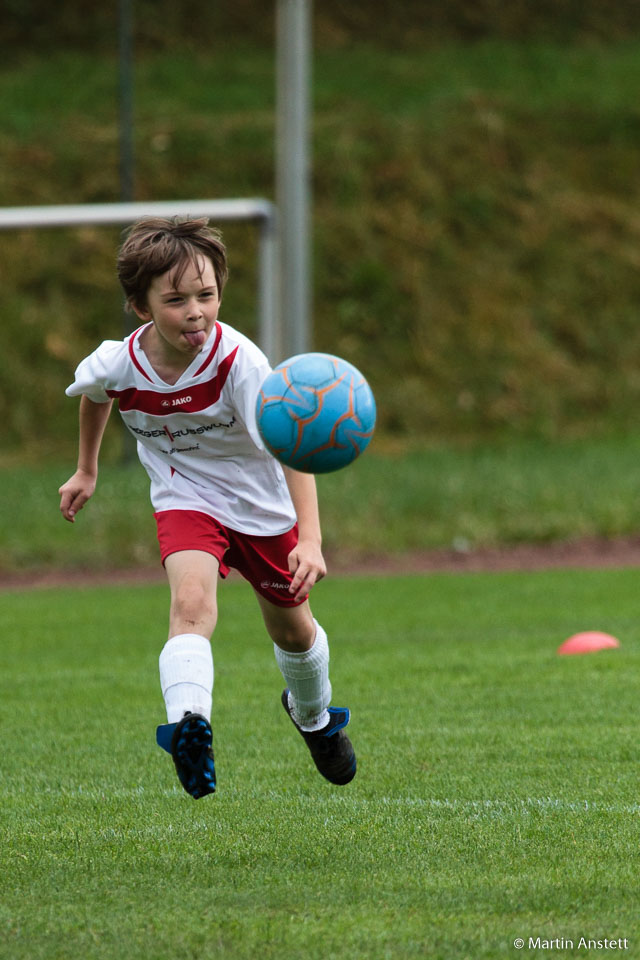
{"left": 130, "top": 297, "right": 151, "bottom": 321}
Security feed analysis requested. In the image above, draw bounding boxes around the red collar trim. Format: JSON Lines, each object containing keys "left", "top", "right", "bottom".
{"left": 128, "top": 324, "right": 154, "bottom": 383}
{"left": 194, "top": 322, "right": 222, "bottom": 376}
{"left": 128, "top": 321, "right": 221, "bottom": 383}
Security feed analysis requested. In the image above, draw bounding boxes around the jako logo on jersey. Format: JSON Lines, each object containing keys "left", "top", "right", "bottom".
{"left": 261, "top": 580, "right": 290, "bottom": 590}
{"left": 107, "top": 344, "right": 239, "bottom": 414}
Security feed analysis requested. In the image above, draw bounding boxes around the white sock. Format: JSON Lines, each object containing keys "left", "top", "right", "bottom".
{"left": 159, "top": 633, "right": 214, "bottom": 723}
{"left": 274, "top": 620, "right": 331, "bottom": 732}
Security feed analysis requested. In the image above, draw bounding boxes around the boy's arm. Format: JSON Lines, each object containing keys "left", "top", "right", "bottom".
{"left": 282, "top": 466, "right": 327, "bottom": 602}
{"left": 59, "top": 395, "right": 114, "bottom": 523}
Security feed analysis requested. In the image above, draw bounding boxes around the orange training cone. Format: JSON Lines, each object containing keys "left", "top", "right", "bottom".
{"left": 557, "top": 631, "right": 620, "bottom": 656}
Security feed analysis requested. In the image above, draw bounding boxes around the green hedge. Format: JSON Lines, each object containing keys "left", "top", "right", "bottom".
{"left": 3, "top": 0, "right": 640, "bottom": 54}
{"left": 3, "top": 41, "right": 640, "bottom": 456}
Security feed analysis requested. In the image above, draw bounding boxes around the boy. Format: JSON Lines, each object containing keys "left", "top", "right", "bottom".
{"left": 59, "top": 216, "right": 356, "bottom": 799}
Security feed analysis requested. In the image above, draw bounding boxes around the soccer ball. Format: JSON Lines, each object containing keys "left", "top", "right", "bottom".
{"left": 255, "top": 352, "right": 377, "bottom": 474}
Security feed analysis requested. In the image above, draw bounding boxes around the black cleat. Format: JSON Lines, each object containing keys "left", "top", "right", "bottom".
{"left": 169, "top": 712, "right": 216, "bottom": 799}
{"left": 281, "top": 689, "right": 357, "bottom": 785}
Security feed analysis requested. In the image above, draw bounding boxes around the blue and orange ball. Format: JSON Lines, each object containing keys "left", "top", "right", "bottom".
{"left": 256, "top": 353, "right": 376, "bottom": 474}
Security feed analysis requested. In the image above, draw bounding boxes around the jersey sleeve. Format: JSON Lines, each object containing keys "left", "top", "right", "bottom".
{"left": 65, "top": 340, "right": 124, "bottom": 403}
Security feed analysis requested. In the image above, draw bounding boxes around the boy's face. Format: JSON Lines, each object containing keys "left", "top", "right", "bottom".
{"left": 134, "top": 256, "right": 221, "bottom": 359}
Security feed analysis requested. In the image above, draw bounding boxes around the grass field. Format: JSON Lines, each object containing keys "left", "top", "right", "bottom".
{"left": 2, "top": 568, "right": 639, "bottom": 958}
{"left": 4, "top": 431, "right": 640, "bottom": 574}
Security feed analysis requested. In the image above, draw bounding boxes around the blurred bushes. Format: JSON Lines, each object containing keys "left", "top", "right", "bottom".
{"left": 311, "top": 91, "right": 640, "bottom": 439}
{"left": 3, "top": 35, "right": 640, "bottom": 454}
{"left": 3, "top": 0, "right": 640, "bottom": 56}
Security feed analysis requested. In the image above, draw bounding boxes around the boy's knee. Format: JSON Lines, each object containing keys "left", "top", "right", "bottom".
{"left": 171, "top": 576, "right": 217, "bottom": 633}
{"left": 270, "top": 616, "right": 315, "bottom": 653}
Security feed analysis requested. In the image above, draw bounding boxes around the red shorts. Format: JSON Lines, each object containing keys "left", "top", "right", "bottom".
{"left": 154, "top": 509, "right": 306, "bottom": 607}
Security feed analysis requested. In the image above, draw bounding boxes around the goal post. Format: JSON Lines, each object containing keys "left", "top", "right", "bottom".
{"left": 0, "top": 198, "right": 281, "bottom": 362}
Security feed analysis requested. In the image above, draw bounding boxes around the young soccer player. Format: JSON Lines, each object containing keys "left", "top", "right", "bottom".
{"left": 58, "top": 216, "right": 356, "bottom": 799}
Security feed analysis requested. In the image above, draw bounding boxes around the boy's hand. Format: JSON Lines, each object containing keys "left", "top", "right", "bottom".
{"left": 287, "top": 539, "right": 327, "bottom": 603}
{"left": 58, "top": 469, "right": 97, "bottom": 523}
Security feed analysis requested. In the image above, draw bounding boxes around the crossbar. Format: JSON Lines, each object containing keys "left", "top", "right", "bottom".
{"left": 0, "top": 198, "right": 280, "bottom": 361}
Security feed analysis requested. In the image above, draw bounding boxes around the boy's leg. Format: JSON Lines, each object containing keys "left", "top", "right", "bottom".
{"left": 256, "top": 597, "right": 329, "bottom": 729}
{"left": 255, "top": 595, "right": 356, "bottom": 785}
{"left": 158, "top": 550, "right": 218, "bottom": 799}
{"left": 166, "top": 548, "right": 219, "bottom": 643}
{"left": 161, "top": 550, "right": 218, "bottom": 721}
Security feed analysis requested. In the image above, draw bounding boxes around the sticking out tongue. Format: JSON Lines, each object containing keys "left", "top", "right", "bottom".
{"left": 184, "top": 330, "right": 206, "bottom": 348}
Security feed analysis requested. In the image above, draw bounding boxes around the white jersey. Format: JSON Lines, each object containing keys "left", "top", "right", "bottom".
{"left": 66, "top": 321, "right": 297, "bottom": 535}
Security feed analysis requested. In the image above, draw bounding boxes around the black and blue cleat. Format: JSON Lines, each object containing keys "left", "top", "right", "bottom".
{"left": 157, "top": 712, "right": 216, "bottom": 799}
{"left": 281, "top": 689, "right": 357, "bottom": 785}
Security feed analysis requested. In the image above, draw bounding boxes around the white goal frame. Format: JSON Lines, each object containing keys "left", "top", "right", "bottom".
{"left": 0, "top": 198, "right": 280, "bottom": 361}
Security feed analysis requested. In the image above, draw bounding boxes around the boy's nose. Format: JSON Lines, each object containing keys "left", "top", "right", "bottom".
{"left": 186, "top": 299, "right": 202, "bottom": 319}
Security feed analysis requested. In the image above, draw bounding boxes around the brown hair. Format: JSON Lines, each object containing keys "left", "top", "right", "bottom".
{"left": 116, "top": 216, "right": 229, "bottom": 311}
